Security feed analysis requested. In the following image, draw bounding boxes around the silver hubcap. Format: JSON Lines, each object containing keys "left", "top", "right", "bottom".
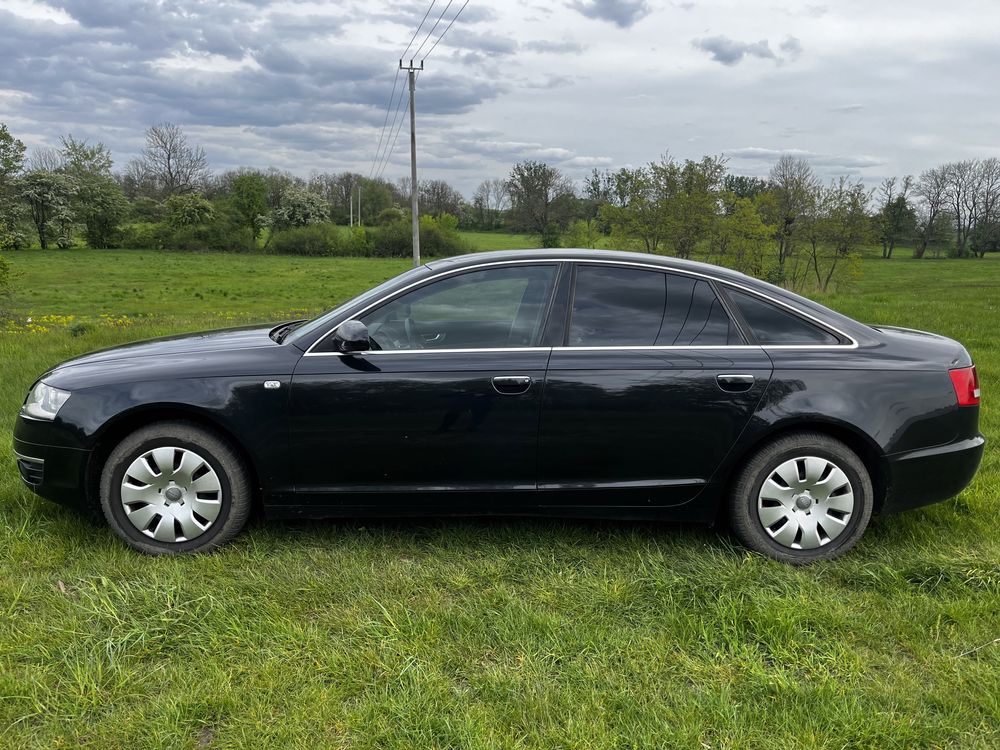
{"left": 120, "top": 447, "right": 223, "bottom": 543}
{"left": 757, "top": 456, "right": 855, "bottom": 550}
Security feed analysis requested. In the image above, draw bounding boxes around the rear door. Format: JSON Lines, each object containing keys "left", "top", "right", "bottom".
{"left": 537, "top": 263, "right": 772, "bottom": 507}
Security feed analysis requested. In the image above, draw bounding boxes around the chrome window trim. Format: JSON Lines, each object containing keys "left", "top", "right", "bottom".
{"left": 304, "top": 257, "right": 859, "bottom": 356}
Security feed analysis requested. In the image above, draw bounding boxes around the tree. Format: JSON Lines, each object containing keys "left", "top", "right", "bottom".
{"left": 943, "top": 160, "right": 978, "bottom": 257}
{"left": 0, "top": 123, "right": 26, "bottom": 185}
{"left": 230, "top": 173, "right": 268, "bottom": 240}
{"left": 420, "top": 179, "right": 464, "bottom": 218}
{"left": 272, "top": 185, "right": 329, "bottom": 230}
{"left": 765, "top": 156, "right": 820, "bottom": 273}
{"left": 60, "top": 136, "right": 127, "bottom": 248}
{"left": 722, "top": 174, "right": 770, "bottom": 203}
{"left": 805, "top": 178, "right": 871, "bottom": 292}
{"left": 913, "top": 166, "right": 948, "bottom": 258}
{"left": 505, "top": 160, "right": 575, "bottom": 245}
{"left": 660, "top": 155, "right": 727, "bottom": 258}
{"left": 710, "top": 197, "right": 774, "bottom": 277}
{"left": 166, "top": 193, "right": 215, "bottom": 228}
{"left": 472, "top": 178, "right": 510, "bottom": 229}
{"left": 0, "top": 123, "right": 27, "bottom": 248}
{"left": 597, "top": 166, "right": 668, "bottom": 253}
{"left": 130, "top": 123, "right": 210, "bottom": 197}
{"left": 16, "top": 171, "right": 76, "bottom": 249}
{"left": 972, "top": 158, "right": 1000, "bottom": 258}
{"left": 875, "top": 176, "right": 915, "bottom": 258}
{"left": 563, "top": 218, "right": 602, "bottom": 248}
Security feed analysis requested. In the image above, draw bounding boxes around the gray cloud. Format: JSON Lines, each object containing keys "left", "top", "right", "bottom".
{"left": 725, "top": 147, "right": 884, "bottom": 170}
{"left": 569, "top": 0, "right": 652, "bottom": 29}
{"left": 523, "top": 39, "right": 586, "bottom": 54}
{"left": 779, "top": 35, "right": 803, "bottom": 60}
{"left": 693, "top": 36, "right": 775, "bottom": 65}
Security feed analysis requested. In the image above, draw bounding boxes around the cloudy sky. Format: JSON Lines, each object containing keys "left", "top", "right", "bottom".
{"left": 1, "top": 0, "right": 997, "bottom": 195}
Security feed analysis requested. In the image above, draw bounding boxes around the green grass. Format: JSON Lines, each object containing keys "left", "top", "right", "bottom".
{"left": 1, "top": 249, "right": 998, "bottom": 749}
{"left": 460, "top": 230, "right": 539, "bottom": 251}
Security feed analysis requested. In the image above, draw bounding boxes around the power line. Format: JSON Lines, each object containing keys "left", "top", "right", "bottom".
{"left": 373, "top": 76, "right": 412, "bottom": 181}
{"left": 421, "top": 0, "right": 471, "bottom": 62}
{"left": 369, "top": 0, "right": 439, "bottom": 179}
{"left": 412, "top": 0, "right": 454, "bottom": 60}
{"left": 400, "top": 0, "right": 437, "bottom": 60}
{"left": 368, "top": 68, "right": 400, "bottom": 178}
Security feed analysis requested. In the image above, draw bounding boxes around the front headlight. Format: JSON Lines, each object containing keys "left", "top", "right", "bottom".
{"left": 21, "top": 382, "right": 71, "bottom": 421}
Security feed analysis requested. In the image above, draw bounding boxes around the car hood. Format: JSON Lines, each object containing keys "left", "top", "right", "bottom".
{"left": 57, "top": 325, "right": 280, "bottom": 367}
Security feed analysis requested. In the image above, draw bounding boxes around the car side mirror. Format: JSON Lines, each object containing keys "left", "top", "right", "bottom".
{"left": 333, "top": 320, "right": 371, "bottom": 353}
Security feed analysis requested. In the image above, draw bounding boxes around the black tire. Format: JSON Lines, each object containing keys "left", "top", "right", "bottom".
{"left": 100, "top": 420, "right": 252, "bottom": 555}
{"left": 729, "top": 432, "right": 873, "bottom": 564}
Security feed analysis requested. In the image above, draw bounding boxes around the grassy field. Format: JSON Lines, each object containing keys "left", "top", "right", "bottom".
{"left": 459, "top": 230, "right": 539, "bottom": 250}
{"left": 1, "top": 249, "right": 998, "bottom": 749}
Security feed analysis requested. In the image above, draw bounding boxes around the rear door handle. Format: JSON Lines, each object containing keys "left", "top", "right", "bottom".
{"left": 492, "top": 376, "right": 532, "bottom": 395}
{"left": 716, "top": 374, "right": 755, "bottom": 392}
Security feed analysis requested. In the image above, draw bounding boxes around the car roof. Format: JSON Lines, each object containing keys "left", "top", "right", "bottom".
{"left": 425, "top": 248, "right": 875, "bottom": 344}
{"left": 425, "top": 248, "right": 756, "bottom": 285}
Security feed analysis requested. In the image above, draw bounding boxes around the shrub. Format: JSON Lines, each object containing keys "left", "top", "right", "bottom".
{"left": 169, "top": 221, "right": 254, "bottom": 252}
{"left": 165, "top": 194, "right": 215, "bottom": 228}
{"left": 367, "top": 214, "right": 472, "bottom": 258}
{"left": 268, "top": 223, "right": 341, "bottom": 256}
{"left": 268, "top": 223, "right": 370, "bottom": 257}
{"left": 118, "top": 222, "right": 170, "bottom": 250}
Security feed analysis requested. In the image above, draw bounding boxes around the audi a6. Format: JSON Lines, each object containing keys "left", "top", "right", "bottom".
{"left": 13, "top": 250, "right": 984, "bottom": 563}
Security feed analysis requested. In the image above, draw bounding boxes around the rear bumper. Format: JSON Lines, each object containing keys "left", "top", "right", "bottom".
{"left": 882, "top": 435, "right": 985, "bottom": 514}
{"left": 12, "top": 436, "right": 92, "bottom": 513}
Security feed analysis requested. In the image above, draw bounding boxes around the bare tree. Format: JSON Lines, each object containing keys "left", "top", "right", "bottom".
{"left": 473, "top": 178, "right": 510, "bottom": 229}
{"left": 27, "top": 146, "right": 64, "bottom": 173}
{"left": 130, "top": 122, "right": 210, "bottom": 197}
{"left": 913, "top": 166, "right": 948, "bottom": 258}
{"left": 944, "top": 160, "right": 981, "bottom": 257}
{"left": 875, "top": 175, "right": 914, "bottom": 259}
{"left": 972, "top": 157, "right": 1000, "bottom": 257}
{"left": 766, "top": 155, "right": 820, "bottom": 272}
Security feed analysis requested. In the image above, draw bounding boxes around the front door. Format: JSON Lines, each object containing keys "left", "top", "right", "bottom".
{"left": 288, "top": 263, "right": 560, "bottom": 508}
{"left": 538, "top": 264, "right": 772, "bottom": 507}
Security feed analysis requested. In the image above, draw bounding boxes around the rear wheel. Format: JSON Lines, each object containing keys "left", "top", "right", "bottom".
{"left": 729, "top": 432, "right": 873, "bottom": 564}
{"left": 100, "top": 421, "right": 252, "bottom": 555}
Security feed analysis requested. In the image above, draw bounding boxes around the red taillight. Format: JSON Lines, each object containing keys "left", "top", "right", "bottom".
{"left": 949, "top": 366, "right": 981, "bottom": 407}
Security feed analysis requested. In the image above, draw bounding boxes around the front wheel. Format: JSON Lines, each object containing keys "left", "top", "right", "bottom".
{"left": 100, "top": 421, "right": 252, "bottom": 555}
{"left": 729, "top": 432, "right": 873, "bottom": 564}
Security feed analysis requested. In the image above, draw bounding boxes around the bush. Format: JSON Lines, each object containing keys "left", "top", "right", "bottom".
{"left": 267, "top": 223, "right": 370, "bottom": 257}
{"left": 367, "top": 214, "right": 472, "bottom": 258}
{"left": 118, "top": 222, "right": 170, "bottom": 250}
{"left": 169, "top": 221, "right": 254, "bottom": 252}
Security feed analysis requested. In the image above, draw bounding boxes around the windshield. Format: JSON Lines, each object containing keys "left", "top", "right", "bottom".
{"left": 283, "top": 266, "right": 429, "bottom": 347}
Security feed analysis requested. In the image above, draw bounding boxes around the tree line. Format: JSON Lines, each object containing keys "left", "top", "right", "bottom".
{"left": 2, "top": 120, "right": 998, "bottom": 293}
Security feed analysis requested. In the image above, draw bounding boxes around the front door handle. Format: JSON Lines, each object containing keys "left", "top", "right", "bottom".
{"left": 716, "top": 374, "right": 755, "bottom": 392}
{"left": 492, "top": 375, "right": 532, "bottom": 395}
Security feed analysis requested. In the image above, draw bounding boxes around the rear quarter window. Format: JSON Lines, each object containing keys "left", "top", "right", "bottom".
{"left": 728, "top": 289, "right": 839, "bottom": 345}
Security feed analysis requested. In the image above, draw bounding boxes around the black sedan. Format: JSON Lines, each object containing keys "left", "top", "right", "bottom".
{"left": 13, "top": 250, "right": 984, "bottom": 563}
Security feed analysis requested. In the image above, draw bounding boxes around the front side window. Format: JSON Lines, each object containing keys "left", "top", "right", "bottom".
{"left": 359, "top": 265, "right": 557, "bottom": 351}
{"left": 568, "top": 265, "right": 741, "bottom": 347}
{"left": 728, "top": 289, "right": 839, "bottom": 345}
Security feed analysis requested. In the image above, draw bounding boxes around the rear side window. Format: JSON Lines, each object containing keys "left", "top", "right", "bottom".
{"left": 569, "top": 265, "right": 664, "bottom": 346}
{"left": 568, "top": 265, "right": 741, "bottom": 347}
{"left": 659, "top": 275, "right": 742, "bottom": 346}
{"left": 728, "top": 289, "right": 839, "bottom": 345}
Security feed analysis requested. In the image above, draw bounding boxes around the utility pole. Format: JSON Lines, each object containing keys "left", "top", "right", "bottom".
{"left": 400, "top": 59, "right": 423, "bottom": 266}
{"left": 358, "top": 184, "right": 362, "bottom": 227}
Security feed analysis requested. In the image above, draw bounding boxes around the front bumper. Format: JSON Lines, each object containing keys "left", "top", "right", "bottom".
{"left": 12, "top": 436, "right": 92, "bottom": 512}
{"left": 882, "top": 434, "right": 985, "bottom": 514}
